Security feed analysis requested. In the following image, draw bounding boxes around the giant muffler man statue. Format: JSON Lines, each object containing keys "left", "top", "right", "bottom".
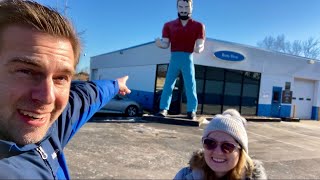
{"left": 155, "top": 0, "right": 206, "bottom": 120}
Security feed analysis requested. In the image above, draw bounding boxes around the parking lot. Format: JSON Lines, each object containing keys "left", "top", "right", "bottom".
{"left": 64, "top": 117, "right": 320, "bottom": 179}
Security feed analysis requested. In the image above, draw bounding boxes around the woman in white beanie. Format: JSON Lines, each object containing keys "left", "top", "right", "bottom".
{"left": 174, "top": 109, "right": 267, "bottom": 180}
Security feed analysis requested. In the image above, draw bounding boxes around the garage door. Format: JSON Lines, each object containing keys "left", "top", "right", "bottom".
{"left": 292, "top": 79, "right": 314, "bottom": 119}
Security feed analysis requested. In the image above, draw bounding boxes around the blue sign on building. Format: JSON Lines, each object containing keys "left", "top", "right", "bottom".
{"left": 214, "top": 51, "right": 245, "bottom": 61}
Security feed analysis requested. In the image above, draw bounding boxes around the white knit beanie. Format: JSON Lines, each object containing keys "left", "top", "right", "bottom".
{"left": 202, "top": 109, "right": 248, "bottom": 153}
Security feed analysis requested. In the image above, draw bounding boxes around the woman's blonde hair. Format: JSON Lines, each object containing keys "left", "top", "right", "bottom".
{"left": 229, "top": 149, "right": 254, "bottom": 179}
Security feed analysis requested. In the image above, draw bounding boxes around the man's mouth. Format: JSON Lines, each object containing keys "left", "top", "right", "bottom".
{"left": 19, "top": 110, "right": 46, "bottom": 120}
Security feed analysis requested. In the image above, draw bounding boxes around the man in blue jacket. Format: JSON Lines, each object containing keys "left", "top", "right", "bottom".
{"left": 0, "top": 0, "right": 131, "bottom": 179}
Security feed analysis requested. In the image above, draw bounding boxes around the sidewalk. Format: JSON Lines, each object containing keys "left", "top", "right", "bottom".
{"left": 141, "top": 114, "right": 283, "bottom": 127}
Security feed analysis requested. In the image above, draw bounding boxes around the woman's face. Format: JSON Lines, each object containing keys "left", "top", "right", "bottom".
{"left": 203, "top": 131, "right": 241, "bottom": 178}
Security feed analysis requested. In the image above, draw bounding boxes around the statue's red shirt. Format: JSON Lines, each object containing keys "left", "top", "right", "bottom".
{"left": 162, "top": 18, "right": 205, "bottom": 53}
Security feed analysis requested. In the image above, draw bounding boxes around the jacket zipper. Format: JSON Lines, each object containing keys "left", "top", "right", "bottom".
{"left": 36, "top": 145, "right": 56, "bottom": 179}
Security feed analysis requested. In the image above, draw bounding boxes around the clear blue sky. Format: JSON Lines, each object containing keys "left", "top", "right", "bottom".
{"left": 36, "top": 0, "right": 320, "bottom": 72}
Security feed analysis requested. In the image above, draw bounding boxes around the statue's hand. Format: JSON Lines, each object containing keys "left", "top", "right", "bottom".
{"left": 155, "top": 37, "right": 170, "bottom": 49}
{"left": 155, "top": 38, "right": 162, "bottom": 47}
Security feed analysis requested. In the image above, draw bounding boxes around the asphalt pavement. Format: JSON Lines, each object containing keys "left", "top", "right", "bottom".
{"left": 64, "top": 116, "right": 320, "bottom": 179}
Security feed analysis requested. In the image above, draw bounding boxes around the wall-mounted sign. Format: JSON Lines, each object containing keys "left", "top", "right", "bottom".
{"left": 262, "top": 92, "right": 270, "bottom": 98}
{"left": 214, "top": 51, "right": 245, "bottom": 61}
{"left": 282, "top": 90, "right": 293, "bottom": 104}
{"left": 285, "top": 82, "right": 291, "bottom": 90}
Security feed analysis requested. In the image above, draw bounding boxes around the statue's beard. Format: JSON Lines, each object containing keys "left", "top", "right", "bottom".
{"left": 178, "top": 13, "right": 191, "bottom": 20}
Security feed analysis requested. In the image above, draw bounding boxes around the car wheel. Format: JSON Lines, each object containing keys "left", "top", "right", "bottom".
{"left": 125, "top": 105, "right": 138, "bottom": 117}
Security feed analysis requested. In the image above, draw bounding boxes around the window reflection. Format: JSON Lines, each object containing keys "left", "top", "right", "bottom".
{"left": 155, "top": 64, "right": 261, "bottom": 115}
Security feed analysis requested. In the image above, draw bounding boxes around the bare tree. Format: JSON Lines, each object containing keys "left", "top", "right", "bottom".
{"left": 257, "top": 34, "right": 320, "bottom": 59}
{"left": 289, "top": 40, "right": 302, "bottom": 56}
{"left": 56, "top": 0, "right": 69, "bottom": 15}
{"left": 302, "top": 37, "right": 320, "bottom": 59}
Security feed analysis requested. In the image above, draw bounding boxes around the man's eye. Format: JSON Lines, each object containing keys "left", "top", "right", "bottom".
{"left": 55, "top": 76, "right": 66, "bottom": 81}
{"left": 54, "top": 76, "right": 69, "bottom": 83}
{"left": 16, "top": 69, "right": 33, "bottom": 75}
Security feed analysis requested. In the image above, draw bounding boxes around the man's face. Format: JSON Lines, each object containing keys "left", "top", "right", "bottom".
{"left": 177, "top": 0, "right": 192, "bottom": 20}
{"left": 0, "top": 25, "right": 75, "bottom": 145}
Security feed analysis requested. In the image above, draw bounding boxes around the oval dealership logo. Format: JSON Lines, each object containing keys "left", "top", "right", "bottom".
{"left": 214, "top": 51, "right": 245, "bottom": 61}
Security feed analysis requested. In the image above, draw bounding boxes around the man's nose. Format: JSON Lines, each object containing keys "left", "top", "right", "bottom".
{"left": 31, "top": 79, "right": 55, "bottom": 104}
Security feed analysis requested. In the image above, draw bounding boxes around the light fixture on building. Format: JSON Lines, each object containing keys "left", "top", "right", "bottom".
{"left": 307, "top": 59, "right": 315, "bottom": 64}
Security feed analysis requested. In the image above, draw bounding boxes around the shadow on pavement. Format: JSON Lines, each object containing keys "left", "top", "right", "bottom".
{"left": 89, "top": 112, "right": 145, "bottom": 123}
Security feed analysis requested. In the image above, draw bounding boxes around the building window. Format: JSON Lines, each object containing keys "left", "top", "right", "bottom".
{"left": 155, "top": 64, "right": 168, "bottom": 92}
{"left": 154, "top": 64, "right": 261, "bottom": 115}
{"left": 154, "top": 64, "right": 182, "bottom": 114}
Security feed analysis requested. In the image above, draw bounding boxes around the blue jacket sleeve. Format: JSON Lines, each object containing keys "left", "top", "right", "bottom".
{"left": 57, "top": 80, "right": 119, "bottom": 148}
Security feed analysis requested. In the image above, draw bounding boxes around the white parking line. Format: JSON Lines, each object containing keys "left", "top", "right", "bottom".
{"left": 247, "top": 130, "right": 315, "bottom": 151}
{"left": 248, "top": 122, "right": 320, "bottom": 141}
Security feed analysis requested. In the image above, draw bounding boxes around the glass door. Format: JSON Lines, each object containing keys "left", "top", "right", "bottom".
{"left": 222, "top": 70, "right": 243, "bottom": 112}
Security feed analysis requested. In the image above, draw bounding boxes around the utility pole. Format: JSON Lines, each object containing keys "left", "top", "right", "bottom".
{"left": 63, "top": 0, "right": 68, "bottom": 16}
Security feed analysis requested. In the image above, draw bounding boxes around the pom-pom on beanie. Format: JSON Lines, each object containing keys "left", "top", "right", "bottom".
{"left": 203, "top": 109, "right": 248, "bottom": 153}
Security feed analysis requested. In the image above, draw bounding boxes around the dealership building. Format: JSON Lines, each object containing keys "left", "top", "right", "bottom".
{"left": 90, "top": 38, "right": 320, "bottom": 120}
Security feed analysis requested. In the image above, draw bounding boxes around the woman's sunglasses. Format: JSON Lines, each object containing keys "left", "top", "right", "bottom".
{"left": 202, "top": 137, "right": 241, "bottom": 154}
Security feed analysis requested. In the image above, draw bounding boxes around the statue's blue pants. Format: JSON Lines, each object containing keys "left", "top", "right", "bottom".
{"left": 160, "top": 52, "right": 198, "bottom": 112}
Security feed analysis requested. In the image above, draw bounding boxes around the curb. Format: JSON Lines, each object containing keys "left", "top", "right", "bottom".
{"left": 281, "top": 117, "right": 300, "bottom": 122}
{"left": 245, "top": 117, "right": 281, "bottom": 122}
{"left": 141, "top": 115, "right": 199, "bottom": 126}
